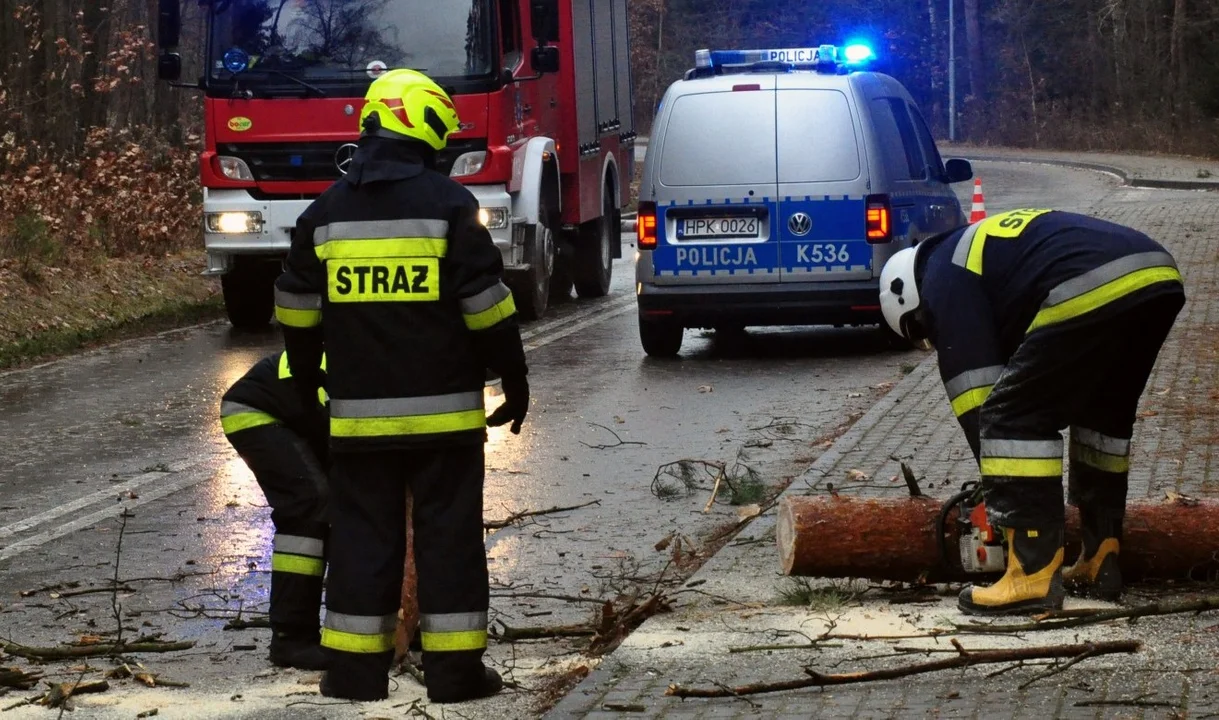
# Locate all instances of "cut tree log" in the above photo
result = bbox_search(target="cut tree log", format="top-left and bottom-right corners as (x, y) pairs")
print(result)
(777, 495), (1219, 582)
(394, 493), (420, 665)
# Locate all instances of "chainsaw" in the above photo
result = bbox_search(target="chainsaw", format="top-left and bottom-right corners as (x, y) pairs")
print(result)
(937, 481), (1006, 574)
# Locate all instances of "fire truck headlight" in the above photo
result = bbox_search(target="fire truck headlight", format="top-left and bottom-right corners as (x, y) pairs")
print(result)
(206, 211), (264, 234)
(217, 156), (255, 182)
(478, 207), (509, 230)
(450, 151), (487, 178)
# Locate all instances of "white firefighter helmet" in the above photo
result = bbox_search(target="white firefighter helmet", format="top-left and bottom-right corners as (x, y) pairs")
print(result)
(879, 245), (925, 343)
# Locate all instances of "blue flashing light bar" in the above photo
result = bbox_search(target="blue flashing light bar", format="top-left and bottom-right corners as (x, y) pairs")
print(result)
(693, 44), (875, 72)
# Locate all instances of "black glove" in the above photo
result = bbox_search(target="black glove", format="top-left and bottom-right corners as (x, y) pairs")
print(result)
(486, 375), (529, 434)
(292, 371), (325, 417)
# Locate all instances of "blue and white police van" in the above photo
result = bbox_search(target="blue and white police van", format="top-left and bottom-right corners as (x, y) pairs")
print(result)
(635, 44), (974, 357)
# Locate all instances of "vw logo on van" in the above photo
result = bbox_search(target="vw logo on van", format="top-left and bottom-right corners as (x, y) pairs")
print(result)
(788, 212), (812, 237)
(334, 143), (359, 174)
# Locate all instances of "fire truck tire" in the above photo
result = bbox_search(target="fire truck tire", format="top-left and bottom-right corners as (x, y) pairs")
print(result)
(510, 196), (555, 321)
(573, 187), (616, 298)
(638, 315), (683, 358)
(221, 261), (276, 331)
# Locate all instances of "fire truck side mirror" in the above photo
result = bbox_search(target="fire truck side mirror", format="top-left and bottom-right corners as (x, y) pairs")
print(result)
(158, 53), (183, 82)
(157, 0), (181, 50)
(530, 0), (560, 45)
(531, 46), (560, 75)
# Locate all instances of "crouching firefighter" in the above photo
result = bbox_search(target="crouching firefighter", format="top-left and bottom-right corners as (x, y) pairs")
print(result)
(220, 351), (330, 669)
(273, 69), (529, 703)
(880, 209), (1185, 615)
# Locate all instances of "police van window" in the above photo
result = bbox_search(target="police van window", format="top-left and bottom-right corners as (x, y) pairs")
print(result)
(884, 97), (927, 180)
(868, 98), (916, 182)
(908, 104), (946, 179)
(659, 91), (777, 187)
(776, 90), (860, 183)
(499, 0), (521, 59)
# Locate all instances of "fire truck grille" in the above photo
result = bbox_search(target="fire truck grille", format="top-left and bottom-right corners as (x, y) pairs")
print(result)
(219, 140), (488, 183)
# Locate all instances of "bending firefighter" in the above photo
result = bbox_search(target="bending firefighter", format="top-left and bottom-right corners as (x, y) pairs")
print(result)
(274, 69), (529, 703)
(220, 351), (330, 669)
(880, 209), (1185, 615)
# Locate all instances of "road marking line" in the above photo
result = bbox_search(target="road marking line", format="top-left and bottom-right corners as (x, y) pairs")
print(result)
(525, 301), (635, 353)
(0, 295), (639, 558)
(0, 450), (226, 540)
(0, 459), (226, 562)
(519, 293), (635, 342)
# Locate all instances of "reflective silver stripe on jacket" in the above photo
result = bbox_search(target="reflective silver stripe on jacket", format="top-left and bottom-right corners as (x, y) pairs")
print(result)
(419, 612), (488, 633)
(460, 282), (513, 315)
(943, 366), (1004, 400)
(980, 438), (1063, 458)
(323, 611), (399, 635)
(1043, 251), (1177, 307)
(329, 392), (484, 419)
(274, 289), (322, 309)
(273, 534), (324, 557)
(950, 222), (984, 268)
(1071, 428), (1130, 456)
(313, 219), (450, 245)
(220, 401), (263, 418)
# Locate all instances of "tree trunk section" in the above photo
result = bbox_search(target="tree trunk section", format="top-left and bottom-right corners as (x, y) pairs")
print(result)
(778, 495), (1219, 582)
(394, 493), (419, 664)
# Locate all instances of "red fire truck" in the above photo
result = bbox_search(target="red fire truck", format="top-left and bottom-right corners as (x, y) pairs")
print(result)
(157, 0), (634, 329)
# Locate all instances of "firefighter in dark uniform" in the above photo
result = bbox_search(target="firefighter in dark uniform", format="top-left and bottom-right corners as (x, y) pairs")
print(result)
(879, 209), (1185, 615)
(220, 351), (330, 669)
(273, 69), (528, 703)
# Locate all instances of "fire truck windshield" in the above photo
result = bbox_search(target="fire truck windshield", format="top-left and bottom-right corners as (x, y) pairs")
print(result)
(207, 0), (496, 85)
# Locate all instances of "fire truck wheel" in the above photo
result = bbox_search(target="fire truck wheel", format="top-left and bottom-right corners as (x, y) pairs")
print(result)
(511, 196), (556, 321)
(573, 187), (616, 298)
(221, 261), (276, 331)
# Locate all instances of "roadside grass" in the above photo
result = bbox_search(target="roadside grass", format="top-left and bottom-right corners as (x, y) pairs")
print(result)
(0, 253), (223, 370)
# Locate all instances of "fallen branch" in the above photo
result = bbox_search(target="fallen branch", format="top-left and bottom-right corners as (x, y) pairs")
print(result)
(728, 642), (843, 653)
(2, 641), (194, 660)
(491, 622), (596, 642)
(1074, 694), (1178, 709)
(55, 586), (135, 599)
(957, 596), (1219, 633)
(40, 679), (109, 708)
(898, 462), (923, 498)
(222, 617), (271, 631)
(580, 423), (647, 450)
(1018, 648), (1095, 689)
(666, 640), (1139, 698)
(483, 500), (601, 530)
(0, 668), (42, 690)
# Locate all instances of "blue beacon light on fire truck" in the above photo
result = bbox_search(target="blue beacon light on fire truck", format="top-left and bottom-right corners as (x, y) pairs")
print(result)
(693, 43), (876, 73)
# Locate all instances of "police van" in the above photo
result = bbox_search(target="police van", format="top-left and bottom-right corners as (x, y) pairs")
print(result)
(635, 44), (974, 357)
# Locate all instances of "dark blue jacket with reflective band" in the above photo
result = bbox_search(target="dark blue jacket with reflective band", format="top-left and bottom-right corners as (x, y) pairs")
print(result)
(917, 209), (1184, 458)
(274, 137), (527, 452)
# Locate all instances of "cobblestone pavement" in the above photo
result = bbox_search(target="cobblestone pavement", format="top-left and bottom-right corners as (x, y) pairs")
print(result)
(548, 157), (1219, 719)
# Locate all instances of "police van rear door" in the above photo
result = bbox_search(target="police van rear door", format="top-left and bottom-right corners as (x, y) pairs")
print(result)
(774, 75), (871, 284)
(651, 77), (780, 286)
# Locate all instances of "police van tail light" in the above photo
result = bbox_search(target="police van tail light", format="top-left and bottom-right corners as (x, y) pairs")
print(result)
(637, 202), (658, 250)
(865, 195), (891, 243)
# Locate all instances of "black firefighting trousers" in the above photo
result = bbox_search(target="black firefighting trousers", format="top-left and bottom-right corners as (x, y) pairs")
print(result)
(226, 425), (330, 629)
(977, 292), (1185, 529)
(321, 446), (488, 700)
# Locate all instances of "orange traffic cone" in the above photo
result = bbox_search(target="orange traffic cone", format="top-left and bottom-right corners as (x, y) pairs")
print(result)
(969, 178), (987, 223)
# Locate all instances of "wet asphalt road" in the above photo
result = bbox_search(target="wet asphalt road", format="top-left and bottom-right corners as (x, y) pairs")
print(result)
(0, 161), (1126, 718)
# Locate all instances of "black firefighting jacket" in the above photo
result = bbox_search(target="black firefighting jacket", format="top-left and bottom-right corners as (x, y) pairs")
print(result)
(917, 209), (1184, 458)
(219, 351), (329, 454)
(273, 136), (527, 452)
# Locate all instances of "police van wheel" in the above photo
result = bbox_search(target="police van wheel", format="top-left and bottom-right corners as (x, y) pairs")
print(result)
(574, 188), (616, 299)
(221, 261), (275, 331)
(639, 315), (683, 358)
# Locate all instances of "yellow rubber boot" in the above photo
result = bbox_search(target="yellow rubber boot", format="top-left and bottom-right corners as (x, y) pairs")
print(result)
(959, 527), (1065, 616)
(1063, 538), (1121, 601)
